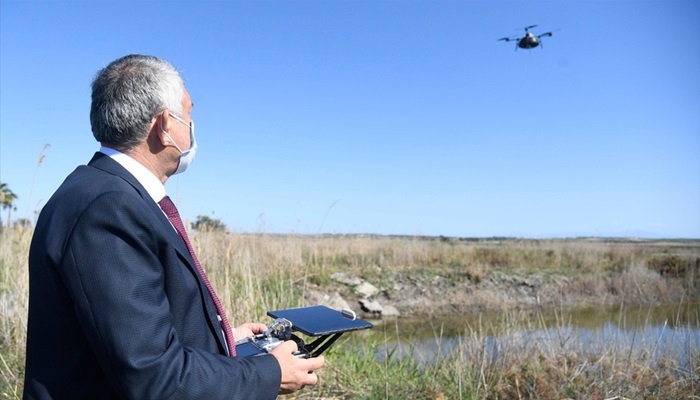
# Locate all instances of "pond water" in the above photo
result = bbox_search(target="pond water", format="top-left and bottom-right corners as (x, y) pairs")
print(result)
(361, 302), (700, 369)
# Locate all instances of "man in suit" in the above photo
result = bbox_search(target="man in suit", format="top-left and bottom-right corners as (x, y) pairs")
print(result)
(24, 54), (324, 399)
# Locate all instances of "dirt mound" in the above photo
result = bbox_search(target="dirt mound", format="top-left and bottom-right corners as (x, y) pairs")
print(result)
(302, 264), (687, 318)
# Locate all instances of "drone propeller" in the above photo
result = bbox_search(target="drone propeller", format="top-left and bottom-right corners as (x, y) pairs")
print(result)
(524, 24), (538, 32)
(498, 37), (520, 51)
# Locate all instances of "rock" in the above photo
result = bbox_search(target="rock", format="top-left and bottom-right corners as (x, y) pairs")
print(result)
(359, 299), (383, 315)
(304, 289), (351, 311)
(330, 272), (363, 287)
(324, 293), (352, 311)
(355, 281), (378, 298)
(381, 305), (400, 317)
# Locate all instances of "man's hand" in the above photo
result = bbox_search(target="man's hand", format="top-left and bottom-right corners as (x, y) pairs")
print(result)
(270, 340), (325, 394)
(233, 322), (268, 340)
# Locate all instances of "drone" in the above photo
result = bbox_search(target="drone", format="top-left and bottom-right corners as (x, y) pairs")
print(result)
(499, 25), (554, 50)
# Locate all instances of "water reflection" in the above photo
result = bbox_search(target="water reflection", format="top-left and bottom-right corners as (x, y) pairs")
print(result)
(365, 302), (700, 369)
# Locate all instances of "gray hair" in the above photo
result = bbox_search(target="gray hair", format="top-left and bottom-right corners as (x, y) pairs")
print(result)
(90, 54), (185, 151)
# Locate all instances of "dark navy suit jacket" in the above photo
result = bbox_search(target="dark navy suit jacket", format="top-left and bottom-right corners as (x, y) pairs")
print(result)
(24, 153), (281, 399)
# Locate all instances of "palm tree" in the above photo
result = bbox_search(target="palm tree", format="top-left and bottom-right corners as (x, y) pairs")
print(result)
(0, 182), (18, 228)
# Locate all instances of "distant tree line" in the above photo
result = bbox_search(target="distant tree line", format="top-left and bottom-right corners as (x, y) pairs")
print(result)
(191, 215), (227, 232)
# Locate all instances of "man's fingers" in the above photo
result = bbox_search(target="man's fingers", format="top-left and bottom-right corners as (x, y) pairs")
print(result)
(308, 355), (324, 370)
(278, 340), (298, 353)
(273, 342), (325, 394)
(304, 371), (318, 386)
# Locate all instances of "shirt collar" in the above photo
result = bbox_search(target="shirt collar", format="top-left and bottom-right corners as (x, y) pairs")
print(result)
(99, 146), (166, 202)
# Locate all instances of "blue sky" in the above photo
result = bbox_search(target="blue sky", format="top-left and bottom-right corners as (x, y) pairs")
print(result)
(1, 0), (699, 238)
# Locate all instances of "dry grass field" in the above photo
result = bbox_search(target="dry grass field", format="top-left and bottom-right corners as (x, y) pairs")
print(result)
(1, 226), (698, 398)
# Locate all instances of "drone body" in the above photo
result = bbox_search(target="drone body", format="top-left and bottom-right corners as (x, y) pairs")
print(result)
(499, 25), (554, 50)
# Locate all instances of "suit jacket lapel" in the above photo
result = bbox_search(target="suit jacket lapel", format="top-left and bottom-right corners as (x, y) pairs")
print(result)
(88, 153), (198, 259)
(86, 152), (229, 353)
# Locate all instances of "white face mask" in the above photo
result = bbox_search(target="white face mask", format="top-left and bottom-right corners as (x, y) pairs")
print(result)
(162, 113), (197, 175)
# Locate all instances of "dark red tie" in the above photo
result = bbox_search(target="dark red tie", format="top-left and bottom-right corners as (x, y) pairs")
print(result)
(158, 196), (236, 356)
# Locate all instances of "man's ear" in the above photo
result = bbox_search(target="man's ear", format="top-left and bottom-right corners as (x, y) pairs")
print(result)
(155, 110), (173, 146)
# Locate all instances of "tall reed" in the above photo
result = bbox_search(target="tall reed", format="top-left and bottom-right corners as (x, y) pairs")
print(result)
(0, 226), (31, 398)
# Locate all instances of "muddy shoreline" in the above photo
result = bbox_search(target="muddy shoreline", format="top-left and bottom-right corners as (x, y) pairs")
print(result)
(303, 261), (697, 319)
